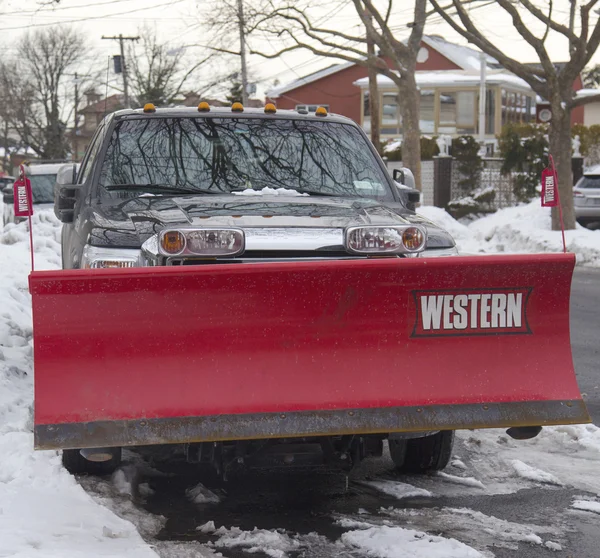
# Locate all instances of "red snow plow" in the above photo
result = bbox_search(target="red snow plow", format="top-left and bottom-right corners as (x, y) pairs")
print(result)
(30, 252), (589, 460)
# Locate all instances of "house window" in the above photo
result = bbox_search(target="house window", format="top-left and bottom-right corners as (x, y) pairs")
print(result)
(420, 90), (435, 134)
(381, 93), (401, 134)
(501, 90), (535, 126)
(295, 104), (330, 113)
(438, 91), (476, 134)
(363, 91), (371, 133)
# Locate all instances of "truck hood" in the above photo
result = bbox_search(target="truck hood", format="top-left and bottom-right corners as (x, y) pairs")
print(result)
(85, 194), (456, 249)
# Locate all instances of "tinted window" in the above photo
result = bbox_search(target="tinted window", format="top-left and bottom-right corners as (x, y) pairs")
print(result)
(98, 118), (392, 200)
(30, 174), (57, 203)
(577, 176), (600, 189)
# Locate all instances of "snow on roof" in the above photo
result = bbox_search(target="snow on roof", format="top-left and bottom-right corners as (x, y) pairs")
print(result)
(421, 35), (499, 71)
(266, 61), (356, 98)
(27, 163), (66, 174)
(575, 88), (600, 98)
(354, 70), (532, 93)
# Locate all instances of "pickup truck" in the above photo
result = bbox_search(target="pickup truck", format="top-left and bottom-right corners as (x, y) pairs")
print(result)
(32, 103), (586, 477)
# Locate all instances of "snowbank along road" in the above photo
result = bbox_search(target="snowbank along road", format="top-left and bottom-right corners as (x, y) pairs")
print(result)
(1, 206), (600, 558)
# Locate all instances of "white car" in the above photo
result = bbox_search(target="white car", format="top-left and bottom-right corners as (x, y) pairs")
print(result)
(574, 166), (600, 227)
(2, 163), (65, 226)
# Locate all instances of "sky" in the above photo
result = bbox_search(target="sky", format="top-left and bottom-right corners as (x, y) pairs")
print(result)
(1, 0), (598, 104)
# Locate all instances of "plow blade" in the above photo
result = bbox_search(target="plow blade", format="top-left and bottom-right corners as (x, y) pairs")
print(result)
(30, 253), (590, 450)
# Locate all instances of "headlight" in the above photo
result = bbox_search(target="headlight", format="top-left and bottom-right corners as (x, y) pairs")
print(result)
(345, 226), (427, 255)
(158, 228), (245, 257)
(81, 245), (144, 268)
(419, 246), (459, 257)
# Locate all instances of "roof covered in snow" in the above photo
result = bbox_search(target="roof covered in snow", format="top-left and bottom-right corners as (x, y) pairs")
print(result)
(354, 70), (533, 93)
(266, 35), (499, 99)
(421, 35), (500, 71)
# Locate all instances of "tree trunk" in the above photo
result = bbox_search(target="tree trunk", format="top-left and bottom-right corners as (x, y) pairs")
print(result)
(368, 66), (380, 153)
(548, 99), (576, 230)
(399, 73), (422, 191)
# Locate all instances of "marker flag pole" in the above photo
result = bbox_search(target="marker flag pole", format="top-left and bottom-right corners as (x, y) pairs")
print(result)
(541, 154), (566, 254)
(13, 164), (35, 271)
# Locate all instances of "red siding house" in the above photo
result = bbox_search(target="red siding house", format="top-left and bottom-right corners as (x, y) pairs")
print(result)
(266, 35), (583, 139)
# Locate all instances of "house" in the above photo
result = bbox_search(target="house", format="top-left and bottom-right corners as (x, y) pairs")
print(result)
(266, 35), (583, 140)
(71, 90), (125, 161)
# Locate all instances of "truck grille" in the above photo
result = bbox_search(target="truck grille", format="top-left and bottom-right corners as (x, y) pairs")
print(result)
(166, 250), (363, 265)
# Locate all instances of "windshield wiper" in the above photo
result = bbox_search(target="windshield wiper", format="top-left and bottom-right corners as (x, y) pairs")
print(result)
(104, 184), (223, 195)
(229, 187), (343, 197)
(294, 189), (345, 197)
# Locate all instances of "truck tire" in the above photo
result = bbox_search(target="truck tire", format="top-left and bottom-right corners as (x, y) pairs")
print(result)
(62, 448), (122, 475)
(389, 431), (454, 474)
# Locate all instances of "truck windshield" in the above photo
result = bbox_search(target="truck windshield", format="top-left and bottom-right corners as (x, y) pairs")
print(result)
(30, 174), (57, 203)
(98, 117), (393, 200)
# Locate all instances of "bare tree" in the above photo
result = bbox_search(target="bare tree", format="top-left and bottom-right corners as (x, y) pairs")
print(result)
(127, 28), (212, 106)
(8, 27), (90, 160)
(430, 0), (600, 230)
(250, 0), (427, 190)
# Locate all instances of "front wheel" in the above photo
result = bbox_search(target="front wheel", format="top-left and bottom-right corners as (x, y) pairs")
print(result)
(389, 431), (454, 474)
(62, 448), (122, 475)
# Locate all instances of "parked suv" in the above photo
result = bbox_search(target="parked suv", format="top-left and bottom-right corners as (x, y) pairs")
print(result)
(2, 163), (65, 226)
(574, 166), (600, 227)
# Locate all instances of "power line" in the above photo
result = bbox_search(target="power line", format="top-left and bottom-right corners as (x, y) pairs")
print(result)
(0, 0), (186, 31)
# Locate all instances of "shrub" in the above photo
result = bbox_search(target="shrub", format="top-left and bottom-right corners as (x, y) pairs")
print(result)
(498, 123), (548, 203)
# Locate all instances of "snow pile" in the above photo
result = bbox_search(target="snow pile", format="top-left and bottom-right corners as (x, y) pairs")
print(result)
(341, 525), (484, 558)
(211, 526), (301, 558)
(232, 187), (309, 197)
(418, 200), (600, 266)
(511, 460), (562, 486)
(360, 480), (433, 500)
(0, 210), (158, 557)
(186, 482), (221, 504)
(571, 499), (600, 514)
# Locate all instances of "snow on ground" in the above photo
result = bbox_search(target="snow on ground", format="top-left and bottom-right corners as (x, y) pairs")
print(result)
(359, 480), (433, 499)
(511, 459), (563, 486)
(454, 426), (600, 496)
(0, 210), (159, 557)
(571, 499), (600, 514)
(379, 506), (562, 554)
(186, 482), (221, 504)
(341, 524), (484, 558)
(210, 526), (302, 558)
(418, 199), (600, 265)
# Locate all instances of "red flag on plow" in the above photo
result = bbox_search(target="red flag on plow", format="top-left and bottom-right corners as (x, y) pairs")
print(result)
(541, 154), (567, 253)
(29, 253), (590, 451)
(13, 164), (35, 270)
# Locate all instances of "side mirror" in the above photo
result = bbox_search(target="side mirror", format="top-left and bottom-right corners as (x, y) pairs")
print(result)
(54, 164), (82, 224)
(2, 185), (13, 206)
(392, 168), (404, 184)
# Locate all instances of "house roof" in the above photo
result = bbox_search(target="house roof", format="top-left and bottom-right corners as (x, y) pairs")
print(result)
(353, 69), (533, 93)
(266, 35), (501, 99)
(421, 35), (500, 71)
(266, 61), (357, 98)
(80, 94), (125, 115)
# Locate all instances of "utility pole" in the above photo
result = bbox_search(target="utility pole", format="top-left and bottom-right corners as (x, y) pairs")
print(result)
(365, 13), (381, 154)
(237, 0), (249, 105)
(478, 50), (487, 155)
(73, 72), (79, 162)
(102, 34), (140, 108)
